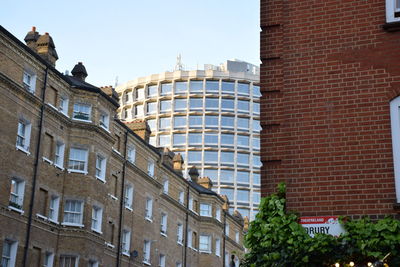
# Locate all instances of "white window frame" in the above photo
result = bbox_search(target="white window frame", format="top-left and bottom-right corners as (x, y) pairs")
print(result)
(67, 147), (89, 174)
(9, 178), (25, 213)
(147, 160), (155, 177)
(145, 197), (153, 222)
(88, 259), (99, 267)
(99, 111), (110, 130)
(178, 191), (184, 205)
(44, 251), (54, 267)
(225, 223), (230, 236)
(72, 103), (92, 122)
(177, 223), (183, 245)
(199, 203), (211, 217)
(23, 69), (36, 93)
(62, 199), (84, 227)
(2, 240), (18, 267)
(124, 184), (134, 210)
(235, 231), (240, 243)
(187, 229), (193, 249)
(390, 96), (400, 202)
(159, 253), (166, 267)
(127, 145), (136, 164)
(215, 207), (221, 222)
(199, 235), (211, 253)
(59, 255), (79, 267)
(188, 196), (194, 211)
(16, 119), (31, 154)
(143, 240), (151, 265)
(59, 96), (69, 116)
(95, 154), (107, 182)
(91, 206), (103, 234)
(122, 229), (131, 256)
(215, 238), (221, 257)
(162, 178), (169, 194)
(54, 141), (65, 169)
(160, 213), (168, 236)
(386, 0), (400, 23)
(48, 195), (60, 223)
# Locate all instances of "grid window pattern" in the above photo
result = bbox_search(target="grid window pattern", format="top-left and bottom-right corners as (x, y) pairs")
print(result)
(63, 200), (83, 225)
(73, 103), (91, 121)
(68, 148), (88, 173)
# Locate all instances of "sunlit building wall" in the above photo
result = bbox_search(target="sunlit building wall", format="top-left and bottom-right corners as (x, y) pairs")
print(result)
(116, 60), (261, 218)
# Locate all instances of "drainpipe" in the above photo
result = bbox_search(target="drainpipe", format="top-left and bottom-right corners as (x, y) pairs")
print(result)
(22, 67), (49, 267)
(116, 130), (128, 267)
(222, 210), (227, 267)
(183, 184), (190, 267)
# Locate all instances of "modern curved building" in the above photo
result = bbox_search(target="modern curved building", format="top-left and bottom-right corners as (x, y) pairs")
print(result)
(116, 60), (261, 219)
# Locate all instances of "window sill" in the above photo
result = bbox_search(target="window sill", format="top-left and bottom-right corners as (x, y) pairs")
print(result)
(92, 229), (103, 235)
(42, 157), (53, 165)
(72, 118), (92, 123)
(142, 260), (151, 266)
(95, 176), (106, 183)
(36, 214), (48, 220)
(145, 217), (153, 223)
(125, 206), (133, 212)
(382, 21), (400, 32)
(108, 194), (118, 201)
(9, 206), (24, 214)
(122, 252), (130, 257)
(16, 146), (30, 155)
(112, 148), (122, 155)
(105, 242), (115, 249)
(48, 218), (59, 224)
(199, 250), (212, 254)
(54, 164), (64, 171)
(160, 232), (167, 237)
(61, 222), (84, 228)
(67, 169), (88, 175)
(177, 241), (183, 246)
(100, 125), (110, 133)
(47, 103), (58, 111)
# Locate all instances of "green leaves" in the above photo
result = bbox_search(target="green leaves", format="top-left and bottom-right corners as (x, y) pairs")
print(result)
(241, 183), (400, 267)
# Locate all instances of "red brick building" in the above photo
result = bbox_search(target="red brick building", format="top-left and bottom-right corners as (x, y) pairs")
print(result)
(260, 0), (400, 218)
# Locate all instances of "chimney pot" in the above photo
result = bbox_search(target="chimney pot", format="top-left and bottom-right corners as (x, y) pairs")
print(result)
(45, 32), (49, 35)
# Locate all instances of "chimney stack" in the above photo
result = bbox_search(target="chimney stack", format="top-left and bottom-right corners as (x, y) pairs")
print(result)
(100, 86), (120, 102)
(24, 26), (39, 51)
(71, 62), (88, 81)
(172, 153), (184, 172)
(125, 120), (151, 143)
(197, 177), (213, 189)
(188, 166), (199, 183)
(36, 31), (58, 66)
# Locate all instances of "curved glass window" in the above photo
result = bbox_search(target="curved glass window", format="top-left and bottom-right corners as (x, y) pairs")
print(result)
(160, 100), (171, 113)
(147, 102), (157, 115)
(205, 98), (219, 111)
(203, 169), (218, 182)
(159, 117), (171, 130)
(237, 100), (250, 113)
(237, 135), (249, 148)
(221, 81), (235, 94)
(220, 170), (234, 183)
(220, 188), (234, 201)
(221, 99), (234, 111)
(237, 190), (250, 203)
(189, 115), (203, 128)
(147, 85), (158, 97)
(147, 119), (156, 132)
(253, 85), (261, 97)
(188, 151), (202, 163)
(136, 88), (145, 100)
(205, 80), (219, 93)
(253, 120), (261, 132)
(174, 98), (187, 112)
(189, 98), (203, 111)
(175, 81), (187, 94)
(253, 155), (262, 168)
(174, 116), (186, 129)
(173, 134), (186, 146)
(188, 133), (202, 146)
(159, 135), (170, 146)
(204, 133), (218, 146)
(237, 171), (250, 184)
(221, 151), (234, 164)
(221, 134), (234, 147)
(221, 116), (234, 129)
(253, 173), (260, 185)
(253, 102), (260, 115)
(252, 137), (260, 150)
(190, 80), (203, 93)
(237, 153), (249, 166)
(205, 116), (218, 129)
(237, 83), (250, 96)
(237, 117), (249, 130)
(204, 151), (218, 164)
(161, 83), (172, 95)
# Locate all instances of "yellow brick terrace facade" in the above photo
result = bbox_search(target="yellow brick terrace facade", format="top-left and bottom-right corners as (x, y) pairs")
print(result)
(0, 26), (245, 267)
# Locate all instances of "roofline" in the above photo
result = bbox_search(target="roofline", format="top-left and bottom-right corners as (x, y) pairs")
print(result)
(0, 25), (119, 108)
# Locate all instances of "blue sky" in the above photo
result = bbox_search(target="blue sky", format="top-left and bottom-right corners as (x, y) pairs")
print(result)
(1, 0), (259, 86)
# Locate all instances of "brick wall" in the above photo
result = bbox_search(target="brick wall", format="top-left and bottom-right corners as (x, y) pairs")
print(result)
(260, 0), (400, 217)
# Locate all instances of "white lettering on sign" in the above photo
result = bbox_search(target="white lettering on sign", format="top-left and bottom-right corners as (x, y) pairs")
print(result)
(299, 216), (345, 237)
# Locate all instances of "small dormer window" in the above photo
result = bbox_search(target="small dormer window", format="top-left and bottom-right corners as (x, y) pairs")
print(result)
(23, 70), (36, 93)
(73, 103), (91, 122)
(99, 111), (110, 130)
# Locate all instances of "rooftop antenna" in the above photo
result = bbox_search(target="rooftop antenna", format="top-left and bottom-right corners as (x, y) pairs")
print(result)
(114, 76), (119, 88)
(175, 54), (183, 71)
